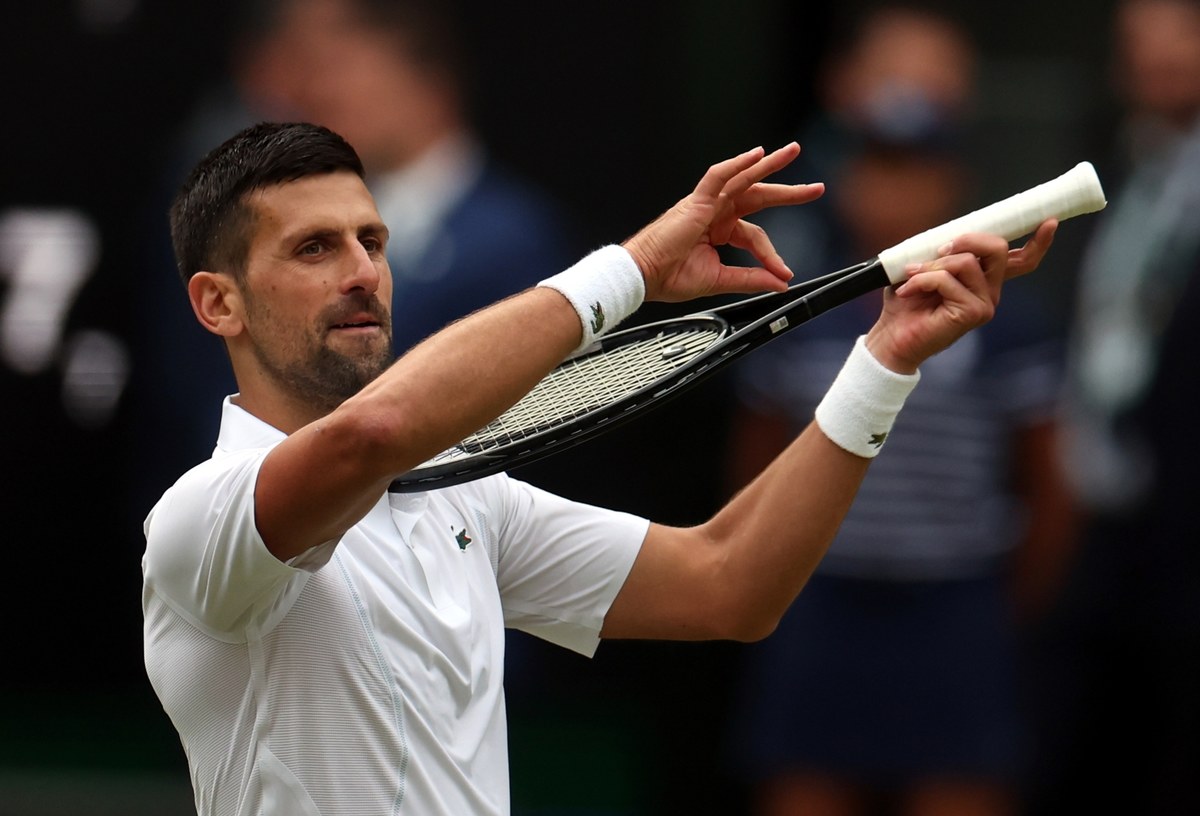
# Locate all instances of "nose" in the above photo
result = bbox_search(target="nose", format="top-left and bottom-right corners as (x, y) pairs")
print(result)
(341, 242), (382, 295)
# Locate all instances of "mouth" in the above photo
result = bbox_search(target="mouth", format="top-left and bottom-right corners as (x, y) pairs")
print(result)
(321, 295), (391, 342)
(329, 313), (383, 333)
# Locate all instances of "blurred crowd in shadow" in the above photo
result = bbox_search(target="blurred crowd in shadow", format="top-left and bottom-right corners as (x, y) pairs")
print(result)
(4, 0), (1197, 813)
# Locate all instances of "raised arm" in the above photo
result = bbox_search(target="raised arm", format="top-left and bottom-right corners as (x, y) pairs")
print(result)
(601, 223), (1058, 641)
(254, 145), (825, 560)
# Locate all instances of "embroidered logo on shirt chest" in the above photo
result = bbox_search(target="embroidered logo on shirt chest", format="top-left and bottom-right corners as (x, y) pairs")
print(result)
(452, 526), (472, 552)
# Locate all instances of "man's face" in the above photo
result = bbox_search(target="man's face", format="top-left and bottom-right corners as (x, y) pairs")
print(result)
(236, 170), (394, 413)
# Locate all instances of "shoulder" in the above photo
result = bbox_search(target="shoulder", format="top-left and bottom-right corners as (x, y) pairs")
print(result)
(143, 447), (271, 563)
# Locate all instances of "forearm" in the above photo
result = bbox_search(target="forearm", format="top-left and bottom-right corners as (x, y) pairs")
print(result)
(348, 244), (645, 472)
(349, 286), (582, 473)
(704, 422), (871, 635)
(710, 335), (924, 633)
(258, 284), (589, 560)
(604, 336), (916, 641)
(603, 422), (868, 642)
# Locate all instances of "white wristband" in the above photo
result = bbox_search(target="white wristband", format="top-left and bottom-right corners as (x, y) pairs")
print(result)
(815, 335), (920, 458)
(538, 245), (646, 353)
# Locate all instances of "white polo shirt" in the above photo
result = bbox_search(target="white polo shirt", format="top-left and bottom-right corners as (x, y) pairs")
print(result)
(142, 399), (648, 816)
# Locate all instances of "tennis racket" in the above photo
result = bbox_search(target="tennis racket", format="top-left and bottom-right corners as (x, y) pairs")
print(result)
(389, 161), (1106, 492)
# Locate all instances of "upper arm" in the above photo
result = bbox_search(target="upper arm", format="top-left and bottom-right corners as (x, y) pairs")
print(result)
(253, 409), (397, 562)
(144, 454), (307, 634)
(600, 522), (735, 641)
(494, 478), (648, 654)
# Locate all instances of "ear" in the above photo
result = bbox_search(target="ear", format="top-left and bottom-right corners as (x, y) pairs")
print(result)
(188, 271), (245, 338)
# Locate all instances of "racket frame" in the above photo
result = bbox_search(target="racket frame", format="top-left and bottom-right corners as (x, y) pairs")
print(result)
(389, 260), (887, 491)
(388, 159), (1107, 492)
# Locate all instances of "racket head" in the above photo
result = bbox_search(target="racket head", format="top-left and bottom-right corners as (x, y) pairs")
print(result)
(391, 314), (733, 490)
(389, 260), (889, 492)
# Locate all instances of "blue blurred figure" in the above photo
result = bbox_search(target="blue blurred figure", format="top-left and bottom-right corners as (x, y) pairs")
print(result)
(247, 0), (578, 352)
(724, 6), (1077, 815)
(1031, 1), (1200, 813)
(130, 0), (578, 519)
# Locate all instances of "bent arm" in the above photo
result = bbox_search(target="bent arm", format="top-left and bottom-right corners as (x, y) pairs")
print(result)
(603, 227), (1058, 641)
(256, 286), (583, 561)
(602, 421), (869, 641)
(255, 145), (822, 561)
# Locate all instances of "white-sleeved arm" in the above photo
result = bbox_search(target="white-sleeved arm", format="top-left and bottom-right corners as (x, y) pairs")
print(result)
(489, 476), (649, 656)
(142, 448), (337, 638)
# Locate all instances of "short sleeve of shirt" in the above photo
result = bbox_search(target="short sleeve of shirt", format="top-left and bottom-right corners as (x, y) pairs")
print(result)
(488, 477), (649, 656)
(142, 447), (334, 639)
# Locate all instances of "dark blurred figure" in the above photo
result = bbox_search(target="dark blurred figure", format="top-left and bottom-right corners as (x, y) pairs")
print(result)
(246, 0), (580, 352)
(125, 4), (596, 810)
(130, 0), (578, 521)
(724, 5), (1077, 816)
(1029, 1), (1200, 813)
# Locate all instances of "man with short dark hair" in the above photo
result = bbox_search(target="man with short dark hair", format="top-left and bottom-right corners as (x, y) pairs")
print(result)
(142, 120), (1054, 815)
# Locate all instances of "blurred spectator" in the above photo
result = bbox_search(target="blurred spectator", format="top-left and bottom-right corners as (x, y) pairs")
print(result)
(1029, 0), (1200, 812)
(124, 3), (592, 809)
(245, 0), (580, 352)
(723, 5), (1077, 815)
(129, 0), (579, 519)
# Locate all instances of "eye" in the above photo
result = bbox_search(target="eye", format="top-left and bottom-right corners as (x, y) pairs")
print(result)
(361, 235), (385, 254)
(299, 241), (326, 257)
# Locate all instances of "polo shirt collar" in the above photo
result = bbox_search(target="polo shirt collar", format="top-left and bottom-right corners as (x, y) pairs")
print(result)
(213, 396), (432, 531)
(215, 396), (285, 453)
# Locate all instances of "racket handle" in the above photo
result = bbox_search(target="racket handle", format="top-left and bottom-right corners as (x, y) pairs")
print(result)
(877, 161), (1107, 282)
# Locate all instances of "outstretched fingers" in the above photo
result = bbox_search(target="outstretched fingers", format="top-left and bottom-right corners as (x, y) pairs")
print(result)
(724, 143), (803, 202)
(695, 143), (802, 203)
(693, 146), (769, 201)
(631, 142), (819, 303)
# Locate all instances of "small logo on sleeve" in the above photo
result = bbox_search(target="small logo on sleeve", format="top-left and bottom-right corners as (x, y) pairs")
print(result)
(589, 302), (605, 334)
(869, 432), (888, 449)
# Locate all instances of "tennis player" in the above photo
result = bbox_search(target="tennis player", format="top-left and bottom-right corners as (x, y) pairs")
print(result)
(141, 121), (1056, 815)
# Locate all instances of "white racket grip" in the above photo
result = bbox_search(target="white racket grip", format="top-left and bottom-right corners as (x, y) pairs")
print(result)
(877, 161), (1107, 283)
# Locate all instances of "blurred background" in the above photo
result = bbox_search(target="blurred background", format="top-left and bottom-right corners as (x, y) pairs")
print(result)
(10, 0), (1197, 814)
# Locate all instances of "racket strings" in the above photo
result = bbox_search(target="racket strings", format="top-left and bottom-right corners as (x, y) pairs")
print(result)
(427, 324), (723, 462)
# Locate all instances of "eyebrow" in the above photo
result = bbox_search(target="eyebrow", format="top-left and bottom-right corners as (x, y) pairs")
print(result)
(362, 222), (390, 243)
(281, 221), (391, 248)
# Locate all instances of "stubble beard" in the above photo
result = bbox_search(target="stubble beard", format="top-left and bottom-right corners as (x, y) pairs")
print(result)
(247, 304), (396, 417)
(240, 282), (396, 415)
(256, 338), (394, 416)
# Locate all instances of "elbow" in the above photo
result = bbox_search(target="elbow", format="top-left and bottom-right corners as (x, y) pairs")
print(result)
(343, 377), (516, 478)
(684, 535), (793, 643)
(742, 615), (782, 643)
(721, 608), (782, 643)
(324, 391), (437, 478)
(702, 577), (787, 643)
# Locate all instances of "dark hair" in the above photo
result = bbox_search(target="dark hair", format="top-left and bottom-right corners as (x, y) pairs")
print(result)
(169, 121), (365, 284)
